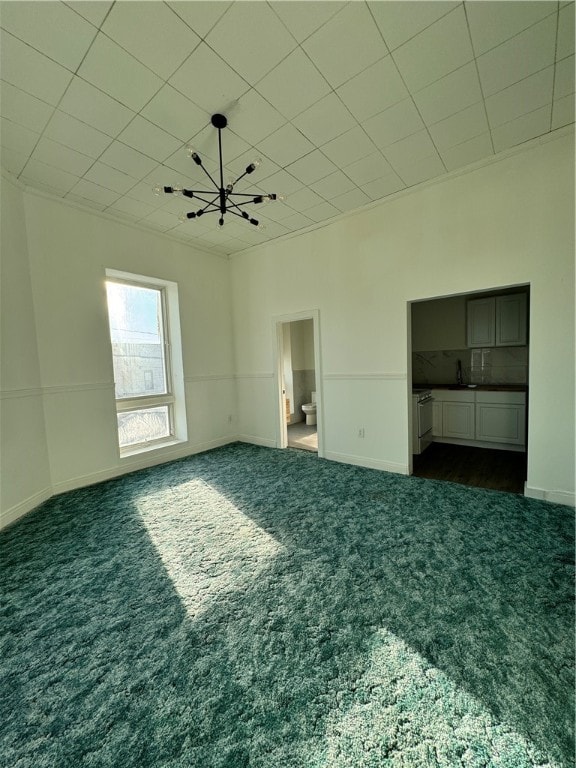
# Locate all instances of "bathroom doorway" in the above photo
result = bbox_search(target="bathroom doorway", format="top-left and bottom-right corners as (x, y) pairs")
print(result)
(273, 310), (323, 456)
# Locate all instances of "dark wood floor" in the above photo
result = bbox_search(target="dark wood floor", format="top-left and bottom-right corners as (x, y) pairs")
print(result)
(412, 442), (527, 494)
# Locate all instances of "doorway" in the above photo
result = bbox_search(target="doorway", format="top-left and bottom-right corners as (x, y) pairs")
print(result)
(408, 285), (530, 494)
(273, 310), (323, 456)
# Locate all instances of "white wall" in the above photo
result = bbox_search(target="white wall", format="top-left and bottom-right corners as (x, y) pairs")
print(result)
(0, 185), (237, 527)
(230, 132), (575, 504)
(0, 177), (51, 526)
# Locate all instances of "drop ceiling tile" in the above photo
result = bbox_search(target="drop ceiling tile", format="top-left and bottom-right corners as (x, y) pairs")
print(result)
(126, 179), (166, 207)
(119, 116), (183, 163)
(281, 212), (315, 231)
(255, 48), (331, 120)
(271, 2), (346, 44)
(169, 42), (250, 115)
(258, 169), (304, 197)
(485, 67), (554, 128)
(107, 196), (156, 220)
(361, 172), (405, 200)
(0, 81), (54, 133)
(302, 3), (388, 89)
(59, 78), (133, 137)
(84, 161), (137, 194)
(364, 98), (425, 149)
(466, 1), (557, 56)
(440, 133), (494, 172)
(254, 200), (295, 223)
(392, 6), (473, 93)
(477, 15), (557, 97)
(368, 1), (458, 51)
(412, 62), (483, 125)
(292, 93), (356, 146)
(32, 137), (94, 176)
(162, 148), (210, 187)
(552, 94), (575, 129)
(0, 117), (39, 155)
(331, 187), (371, 213)
(65, 193), (107, 212)
(336, 55), (409, 123)
(69, 177), (120, 206)
(555, 55), (575, 99)
(311, 170), (356, 200)
(299, 201), (340, 223)
(321, 126), (378, 167)
(141, 86), (209, 143)
(102, 1), (200, 80)
(226, 89), (285, 145)
(394, 152), (446, 187)
(0, 148), (29, 176)
(64, 2), (113, 28)
(383, 129), (438, 168)
(99, 141), (158, 179)
(557, 3), (575, 60)
(428, 103), (489, 151)
(225, 148), (282, 185)
(0, 30), (73, 106)
(166, 2), (231, 39)
(284, 187), (324, 213)
(343, 152), (395, 186)
(258, 123), (315, 167)
(21, 158), (80, 193)
(44, 110), (112, 159)
(0, 1), (97, 71)
(78, 33), (163, 112)
(285, 150), (337, 186)
(142, 209), (180, 230)
(205, 2), (297, 83)
(491, 105), (552, 152)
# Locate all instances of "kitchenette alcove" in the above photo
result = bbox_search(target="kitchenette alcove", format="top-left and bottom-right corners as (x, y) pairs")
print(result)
(409, 286), (529, 494)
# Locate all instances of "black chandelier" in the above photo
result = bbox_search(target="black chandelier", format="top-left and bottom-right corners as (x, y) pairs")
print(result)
(154, 113), (284, 229)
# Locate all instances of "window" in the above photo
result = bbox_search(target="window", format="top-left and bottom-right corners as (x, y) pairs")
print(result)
(105, 271), (187, 454)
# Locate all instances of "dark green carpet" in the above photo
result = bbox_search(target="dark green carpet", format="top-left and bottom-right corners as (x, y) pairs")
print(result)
(1, 443), (573, 767)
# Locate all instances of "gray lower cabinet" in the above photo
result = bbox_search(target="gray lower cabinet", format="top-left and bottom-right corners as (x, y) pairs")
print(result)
(443, 402), (475, 440)
(475, 392), (526, 445)
(431, 389), (526, 448)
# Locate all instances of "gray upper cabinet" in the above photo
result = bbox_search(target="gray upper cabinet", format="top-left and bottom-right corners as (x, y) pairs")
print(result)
(467, 293), (527, 347)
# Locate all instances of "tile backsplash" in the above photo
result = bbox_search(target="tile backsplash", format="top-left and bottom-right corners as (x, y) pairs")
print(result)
(413, 347), (528, 386)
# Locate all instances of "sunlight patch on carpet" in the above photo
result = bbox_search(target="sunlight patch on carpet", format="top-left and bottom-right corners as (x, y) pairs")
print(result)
(316, 628), (562, 768)
(136, 478), (283, 618)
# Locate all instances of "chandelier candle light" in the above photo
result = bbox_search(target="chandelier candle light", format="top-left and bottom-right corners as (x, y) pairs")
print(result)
(154, 114), (285, 230)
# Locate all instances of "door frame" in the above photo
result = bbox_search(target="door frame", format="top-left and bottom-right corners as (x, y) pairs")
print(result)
(272, 309), (324, 456)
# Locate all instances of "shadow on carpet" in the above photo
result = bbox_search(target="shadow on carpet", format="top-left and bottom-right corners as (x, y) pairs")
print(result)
(1, 443), (573, 767)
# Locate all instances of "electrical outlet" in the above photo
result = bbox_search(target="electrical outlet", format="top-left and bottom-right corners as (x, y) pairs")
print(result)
(358, 428), (365, 438)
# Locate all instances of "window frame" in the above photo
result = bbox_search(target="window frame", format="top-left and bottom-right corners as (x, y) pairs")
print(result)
(105, 270), (187, 456)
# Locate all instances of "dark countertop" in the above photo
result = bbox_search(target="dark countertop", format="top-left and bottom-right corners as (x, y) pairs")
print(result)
(413, 383), (528, 392)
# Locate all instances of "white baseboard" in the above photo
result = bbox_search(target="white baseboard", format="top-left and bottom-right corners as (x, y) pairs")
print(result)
(324, 451), (409, 475)
(524, 484), (575, 508)
(0, 487), (53, 531)
(0, 439), (239, 530)
(51, 437), (238, 495)
(237, 435), (277, 449)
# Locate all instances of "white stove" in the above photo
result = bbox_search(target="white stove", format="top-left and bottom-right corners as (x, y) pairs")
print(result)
(412, 388), (433, 454)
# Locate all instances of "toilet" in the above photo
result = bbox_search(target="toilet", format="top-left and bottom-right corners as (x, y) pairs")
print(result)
(301, 392), (317, 426)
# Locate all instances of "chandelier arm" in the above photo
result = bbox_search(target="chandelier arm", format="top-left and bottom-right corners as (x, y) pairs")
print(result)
(197, 161), (220, 191)
(190, 193), (222, 208)
(226, 207), (253, 221)
(226, 199), (252, 216)
(199, 194), (221, 213)
(228, 192), (268, 198)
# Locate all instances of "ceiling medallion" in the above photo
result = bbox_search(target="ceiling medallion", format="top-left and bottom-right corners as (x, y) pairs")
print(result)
(154, 113), (285, 230)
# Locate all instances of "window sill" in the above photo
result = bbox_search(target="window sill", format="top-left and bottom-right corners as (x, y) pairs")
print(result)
(120, 438), (187, 459)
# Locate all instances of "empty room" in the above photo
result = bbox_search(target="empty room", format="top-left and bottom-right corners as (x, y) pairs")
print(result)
(1, 1), (574, 766)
